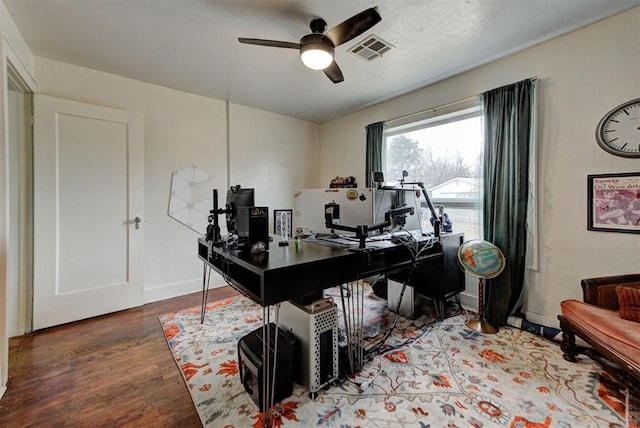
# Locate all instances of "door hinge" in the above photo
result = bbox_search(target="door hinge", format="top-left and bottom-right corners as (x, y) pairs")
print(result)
(29, 113), (34, 126)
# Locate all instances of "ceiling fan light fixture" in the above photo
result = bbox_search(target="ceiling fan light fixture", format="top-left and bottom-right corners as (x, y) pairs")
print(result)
(238, 7), (381, 82)
(301, 48), (333, 70)
(300, 34), (334, 70)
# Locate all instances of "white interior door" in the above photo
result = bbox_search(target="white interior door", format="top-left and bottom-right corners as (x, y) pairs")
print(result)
(33, 94), (144, 329)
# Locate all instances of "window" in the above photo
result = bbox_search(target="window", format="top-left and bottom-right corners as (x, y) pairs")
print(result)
(383, 101), (483, 240)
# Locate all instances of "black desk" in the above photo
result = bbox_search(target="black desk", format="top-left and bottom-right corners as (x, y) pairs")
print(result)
(198, 232), (462, 307)
(198, 232), (463, 415)
(199, 237), (358, 306)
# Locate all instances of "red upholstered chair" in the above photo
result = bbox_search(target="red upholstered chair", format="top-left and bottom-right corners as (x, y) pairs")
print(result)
(558, 274), (640, 394)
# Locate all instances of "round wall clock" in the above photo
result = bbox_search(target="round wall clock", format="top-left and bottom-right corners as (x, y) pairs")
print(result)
(595, 98), (640, 158)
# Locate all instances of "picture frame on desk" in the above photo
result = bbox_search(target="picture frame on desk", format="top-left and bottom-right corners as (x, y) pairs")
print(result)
(273, 209), (293, 238)
(587, 172), (640, 234)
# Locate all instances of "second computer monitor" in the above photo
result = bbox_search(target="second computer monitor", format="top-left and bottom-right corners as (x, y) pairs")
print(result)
(226, 185), (255, 235)
(373, 187), (423, 232)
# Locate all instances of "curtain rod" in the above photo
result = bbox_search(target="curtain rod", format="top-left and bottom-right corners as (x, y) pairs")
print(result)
(384, 76), (537, 125)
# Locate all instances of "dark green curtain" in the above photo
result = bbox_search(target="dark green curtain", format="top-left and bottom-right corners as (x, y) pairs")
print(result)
(365, 122), (385, 187)
(482, 78), (534, 326)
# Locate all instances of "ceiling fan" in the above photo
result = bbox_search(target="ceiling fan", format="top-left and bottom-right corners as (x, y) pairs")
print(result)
(238, 7), (382, 84)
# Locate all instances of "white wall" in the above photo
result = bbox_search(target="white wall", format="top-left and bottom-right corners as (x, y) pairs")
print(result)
(32, 57), (320, 305)
(229, 103), (321, 210)
(320, 7), (640, 327)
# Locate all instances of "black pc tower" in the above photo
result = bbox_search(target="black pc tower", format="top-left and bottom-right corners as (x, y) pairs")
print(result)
(237, 323), (295, 411)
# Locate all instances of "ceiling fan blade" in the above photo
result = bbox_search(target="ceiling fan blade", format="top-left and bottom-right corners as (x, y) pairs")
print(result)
(238, 38), (301, 49)
(323, 61), (344, 84)
(325, 7), (382, 47)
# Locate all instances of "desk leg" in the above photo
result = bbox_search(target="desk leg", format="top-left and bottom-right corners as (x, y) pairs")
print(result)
(261, 307), (270, 426)
(339, 281), (365, 375)
(339, 284), (354, 374)
(358, 282), (364, 370)
(355, 282), (364, 372)
(261, 305), (281, 428)
(200, 262), (211, 324)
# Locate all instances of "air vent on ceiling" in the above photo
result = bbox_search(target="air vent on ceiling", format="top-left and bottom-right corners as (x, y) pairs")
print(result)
(348, 35), (394, 62)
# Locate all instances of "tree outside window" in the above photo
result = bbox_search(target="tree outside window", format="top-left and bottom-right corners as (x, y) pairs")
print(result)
(384, 112), (483, 240)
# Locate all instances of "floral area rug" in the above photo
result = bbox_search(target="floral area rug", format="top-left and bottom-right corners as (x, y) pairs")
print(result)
(159, 288), (638, 427)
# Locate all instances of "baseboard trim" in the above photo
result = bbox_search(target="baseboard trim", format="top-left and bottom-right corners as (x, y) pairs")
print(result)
(144, 274), (227, 304)
(525, 311), (560, 329)
(459, 291), (478, 312)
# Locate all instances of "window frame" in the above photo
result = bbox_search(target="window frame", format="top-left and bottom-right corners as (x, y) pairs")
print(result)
(382, 99), (484, 241)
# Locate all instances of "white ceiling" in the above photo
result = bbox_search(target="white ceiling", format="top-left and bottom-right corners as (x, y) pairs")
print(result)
(4, 0), (638, 123)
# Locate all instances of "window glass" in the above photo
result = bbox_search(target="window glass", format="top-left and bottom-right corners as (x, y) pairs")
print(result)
(384, 107), (483, 240)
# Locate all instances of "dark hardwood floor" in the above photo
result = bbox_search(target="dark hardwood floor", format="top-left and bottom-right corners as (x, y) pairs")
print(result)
(0, 286), (239, 427)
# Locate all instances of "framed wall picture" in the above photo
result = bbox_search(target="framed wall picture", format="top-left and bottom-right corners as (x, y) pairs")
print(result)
(588, 172), (640, 234)
(273, 209), (293, 238)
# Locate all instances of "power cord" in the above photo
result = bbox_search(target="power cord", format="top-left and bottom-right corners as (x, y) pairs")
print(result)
(357, 317), (443, 391)
(220, 235), (238, 286)
(327, 227), (457, 391)
(338, 289), (468, 392)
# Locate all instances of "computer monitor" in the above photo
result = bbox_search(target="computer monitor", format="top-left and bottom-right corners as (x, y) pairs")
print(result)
(226, 185), (255, 235)
(373, 187), (423, 232)
(293, 188), (374, 236)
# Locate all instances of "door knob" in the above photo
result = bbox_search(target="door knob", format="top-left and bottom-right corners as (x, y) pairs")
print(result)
(133, 217), (142, 229)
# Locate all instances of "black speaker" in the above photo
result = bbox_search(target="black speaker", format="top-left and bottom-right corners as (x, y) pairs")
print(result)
(236, 206), (269, 253)
(237, 323), (295, 411)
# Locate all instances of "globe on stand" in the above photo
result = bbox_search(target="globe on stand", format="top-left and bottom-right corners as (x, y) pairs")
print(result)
(457, 239), (506, 334)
